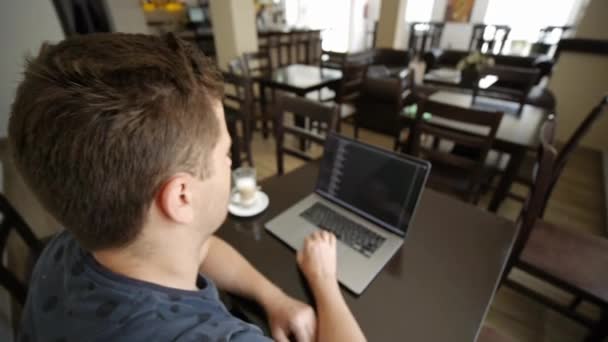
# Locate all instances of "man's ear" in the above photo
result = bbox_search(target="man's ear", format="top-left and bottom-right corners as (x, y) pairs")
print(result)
(156, 173), (196, 224)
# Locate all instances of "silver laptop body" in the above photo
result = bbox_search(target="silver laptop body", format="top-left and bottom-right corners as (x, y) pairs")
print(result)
(266, 133), (430, 295)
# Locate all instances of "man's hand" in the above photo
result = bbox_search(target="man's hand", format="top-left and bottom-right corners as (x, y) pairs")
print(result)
(265, 293), (316, 342)
(297, 231), (338, 292)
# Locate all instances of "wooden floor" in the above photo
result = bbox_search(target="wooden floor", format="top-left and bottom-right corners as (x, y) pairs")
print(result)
(246, 122), (606, 342)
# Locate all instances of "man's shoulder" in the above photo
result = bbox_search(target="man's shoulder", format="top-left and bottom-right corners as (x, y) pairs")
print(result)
(22, 231), (271, 341)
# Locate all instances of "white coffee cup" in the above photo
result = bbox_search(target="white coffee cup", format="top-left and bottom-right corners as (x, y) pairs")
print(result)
(233, 167), (257, 207)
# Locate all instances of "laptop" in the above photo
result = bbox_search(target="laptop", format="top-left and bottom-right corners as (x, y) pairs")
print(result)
(265, 133), (431, 295)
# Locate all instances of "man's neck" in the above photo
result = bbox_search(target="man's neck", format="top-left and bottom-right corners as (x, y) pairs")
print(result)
(92, 236), (205, 291)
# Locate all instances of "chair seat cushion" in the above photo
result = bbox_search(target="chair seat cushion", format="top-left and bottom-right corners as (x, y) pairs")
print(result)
(520, 220), (608, 302)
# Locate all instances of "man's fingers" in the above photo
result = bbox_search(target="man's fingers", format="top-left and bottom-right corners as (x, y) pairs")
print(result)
(291, 322), (312, 342)
(271, 326), (290, 342)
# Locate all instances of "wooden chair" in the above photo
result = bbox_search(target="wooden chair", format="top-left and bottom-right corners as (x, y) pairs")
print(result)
(293, 30), (310, 64)
(499, 117), (608, 342)
(223, 71), (254, 168)
(354, 70), (413, 141)
(474, 65), (541, 115)
(499, 96), (608, 213)
(324, 63), (369, 133)
(469, 24), (511, 54)
(242, 50), (273, 77)
(228, 56), (247, 76)
(307, 31), (323, 65)
(242, 50), (275, 137)
(273, 95), (338, 175)
(0, 193), (44, 306)
(406, 100), (503, 203)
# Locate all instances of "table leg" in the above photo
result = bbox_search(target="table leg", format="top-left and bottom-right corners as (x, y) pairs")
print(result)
(296, 92), (308, 151)
(488, 146), (526, 212)
(260, 82), (269, 139)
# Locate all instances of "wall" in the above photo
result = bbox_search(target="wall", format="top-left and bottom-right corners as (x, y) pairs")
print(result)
(549, 0), (608, 149)
(209, 0), (258, 70)
(376, 0), (408, 49)
(104, 0), (150, 34)
(0, 0), (64, 334)
(433, 0), (489, 50)
(0, 0), (64, 138)
(348, 0), (369, 52)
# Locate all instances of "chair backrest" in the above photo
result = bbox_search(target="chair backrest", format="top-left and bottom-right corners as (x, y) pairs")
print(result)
(276, 32), (293, 67)
(293, 30), (310, 64)
(228, 57), (247, 76)
(408, 100), (503, 197)
(469, 24), (511, 54)
(222, 71), (254, 139)
(542, 96), (608, 214)
(273, 95), (338, 175)
(0, 193), (44, 306)
(320, 50), (347, 70)
(507, 118), (557, 270)
(308, 30), (323, 65)
(243, 51), (273, 78)
(335, 63), (368, 104)
(355, 70), (413, 136)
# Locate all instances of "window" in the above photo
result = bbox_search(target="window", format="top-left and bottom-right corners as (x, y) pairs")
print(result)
(284, 0), (352, 52)
(405, 0), (435, 23)
(484, 0), (583, 48)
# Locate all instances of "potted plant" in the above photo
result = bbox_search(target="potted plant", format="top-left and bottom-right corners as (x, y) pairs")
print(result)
(456, 52), (495, 87)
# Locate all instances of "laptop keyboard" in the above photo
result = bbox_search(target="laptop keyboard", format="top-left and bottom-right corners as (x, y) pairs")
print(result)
(300, 203), (386, 257)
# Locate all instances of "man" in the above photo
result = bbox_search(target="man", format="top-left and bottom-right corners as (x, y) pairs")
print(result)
(9, 33), (365, 341)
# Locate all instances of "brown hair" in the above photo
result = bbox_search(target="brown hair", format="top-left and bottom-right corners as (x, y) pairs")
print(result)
(8, 33), (224, 251)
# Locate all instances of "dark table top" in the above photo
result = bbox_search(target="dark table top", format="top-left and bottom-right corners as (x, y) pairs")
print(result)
(428, 91), (548, 148)
(256, 64), (342, 94)
(217, 161), (517, 341)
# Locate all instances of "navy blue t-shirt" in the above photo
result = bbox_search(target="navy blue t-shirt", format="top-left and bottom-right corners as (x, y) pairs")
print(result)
(19, 231), (272, 341)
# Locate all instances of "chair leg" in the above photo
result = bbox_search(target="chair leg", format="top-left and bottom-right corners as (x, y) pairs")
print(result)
(353, 123), (359, 140)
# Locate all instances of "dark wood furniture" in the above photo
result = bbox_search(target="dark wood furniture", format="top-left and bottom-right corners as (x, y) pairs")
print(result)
(354, 70), (413, 140)
(223, 72), (254, 168)
(408, 22), (444, 58)
(424, 90), (548, 212)
(216, 161), (517, 341)
(530, 26), (574, 56)
(469, 24), (511, 54)
(406, 100), (503, 203)
(273, 95), (338, 175)
(242, 51), (273, 77)
(0, 193), (44, 306)
(502, 97), (608, 211)
(474, 65), (541, 115)
(256, 64), (342, 139)
(329, 63), (368, 132)
(500, 117), (608, 342)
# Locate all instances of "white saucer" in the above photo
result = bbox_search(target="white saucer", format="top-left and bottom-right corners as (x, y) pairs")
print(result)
(228, 190), (269, 217)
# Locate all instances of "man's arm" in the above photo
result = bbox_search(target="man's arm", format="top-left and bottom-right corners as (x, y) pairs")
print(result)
(200, 236), (316, 342)
(297, 231), (367, 342)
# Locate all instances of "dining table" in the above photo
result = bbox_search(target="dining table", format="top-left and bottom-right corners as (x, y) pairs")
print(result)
(421, 90), (549, 212)
(254, 64), (342, 139)
(217, 161), (517, 341)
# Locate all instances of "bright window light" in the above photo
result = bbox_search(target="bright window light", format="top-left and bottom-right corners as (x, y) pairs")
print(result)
(284, 0), (352, 52)
(484, 0), (579, 42)
(405, 0), (436, 22)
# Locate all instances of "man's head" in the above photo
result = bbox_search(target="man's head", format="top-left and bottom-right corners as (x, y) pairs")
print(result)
(9, 33), (232, 252)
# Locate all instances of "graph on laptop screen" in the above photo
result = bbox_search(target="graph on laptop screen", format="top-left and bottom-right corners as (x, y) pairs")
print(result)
(316, 135), (429, 236)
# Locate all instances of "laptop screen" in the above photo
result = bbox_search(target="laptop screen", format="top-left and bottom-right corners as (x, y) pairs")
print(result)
(316, 134), (430, 237)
